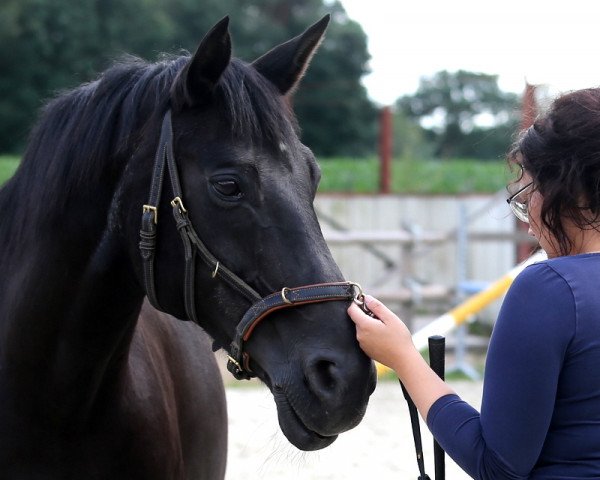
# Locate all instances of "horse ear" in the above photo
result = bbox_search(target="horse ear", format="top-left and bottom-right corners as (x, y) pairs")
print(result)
(252, 14), (330, 96)
(171, 16), (232, 109)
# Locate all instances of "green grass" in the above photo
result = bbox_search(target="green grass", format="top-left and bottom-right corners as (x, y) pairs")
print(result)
(0, 155), (510, 194)
(318, 157), (510, 194)
(0, 155), (19, 186)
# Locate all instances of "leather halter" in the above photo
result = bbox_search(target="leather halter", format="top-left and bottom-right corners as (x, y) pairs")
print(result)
(139, 110), (359, 380)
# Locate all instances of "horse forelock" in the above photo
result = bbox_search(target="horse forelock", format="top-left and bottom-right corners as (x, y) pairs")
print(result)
(213, 58), (299, 146)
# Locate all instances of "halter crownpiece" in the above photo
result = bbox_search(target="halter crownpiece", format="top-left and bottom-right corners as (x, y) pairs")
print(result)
(139, 110), (365, 380)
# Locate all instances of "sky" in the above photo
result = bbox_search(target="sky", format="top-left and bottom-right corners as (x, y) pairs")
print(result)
(338, 0), (600, 106)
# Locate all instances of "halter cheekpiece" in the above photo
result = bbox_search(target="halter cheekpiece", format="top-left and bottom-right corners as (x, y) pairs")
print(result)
(139, 110), (362, 380)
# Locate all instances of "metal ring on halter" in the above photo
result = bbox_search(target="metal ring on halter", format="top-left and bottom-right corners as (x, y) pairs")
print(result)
(211, 261), (220, 278)
(350, 282), (377, 317)
(281, 287), (292, 304)
(349, 282), (365, 306)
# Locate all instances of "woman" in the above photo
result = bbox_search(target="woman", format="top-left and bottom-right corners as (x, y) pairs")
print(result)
(349, 88), (600, 478)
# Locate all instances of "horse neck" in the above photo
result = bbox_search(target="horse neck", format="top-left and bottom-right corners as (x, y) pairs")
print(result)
(0, 151), (144, 424)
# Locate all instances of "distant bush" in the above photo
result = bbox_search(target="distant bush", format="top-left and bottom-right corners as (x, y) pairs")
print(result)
(317, 157), (511, 194)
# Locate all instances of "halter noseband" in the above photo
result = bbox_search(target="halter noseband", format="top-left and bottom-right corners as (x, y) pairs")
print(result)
(139, 110), (361, 380)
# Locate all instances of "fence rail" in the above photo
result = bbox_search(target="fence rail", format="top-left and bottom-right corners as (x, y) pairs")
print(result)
(324, 230), (538, 245)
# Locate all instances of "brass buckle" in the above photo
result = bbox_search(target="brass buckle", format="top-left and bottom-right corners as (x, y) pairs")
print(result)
(227, 355), (243, 372)
(171, 196), (187, 213)
(281, 287), (293, 304)
(142, 204), (158, 224)
(211, 261), (220, 279)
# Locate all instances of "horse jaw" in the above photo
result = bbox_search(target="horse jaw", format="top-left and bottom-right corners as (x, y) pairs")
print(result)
(272, 390), (339, 451)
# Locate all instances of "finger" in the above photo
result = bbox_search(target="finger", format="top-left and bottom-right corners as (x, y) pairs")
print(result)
(347, 302), (366, 324)
(347, 302), (380, 327)
(363, 295), (396, 322)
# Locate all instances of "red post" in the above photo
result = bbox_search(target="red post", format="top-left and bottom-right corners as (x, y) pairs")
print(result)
(379, 106), (393, 194)
(517, 83), (537, 262)
(520, 83), (537, 131)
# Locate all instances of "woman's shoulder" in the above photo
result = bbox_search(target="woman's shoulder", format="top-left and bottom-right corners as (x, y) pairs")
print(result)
(508, 253), (600, 318)
(516, 258), (567, 285)
(508, 258), (576, 308)
(500, 257), (578, 341)
(524, 253), (600, 287)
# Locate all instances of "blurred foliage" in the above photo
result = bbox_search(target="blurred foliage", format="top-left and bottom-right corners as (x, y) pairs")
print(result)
(0, 0), (376, 156)
(317, 157), (508, 194)
(0, 1), (523, 161)
(392, 109), (435, 160)
(0, 156), (19, 186)
(397, 70), (521, 160)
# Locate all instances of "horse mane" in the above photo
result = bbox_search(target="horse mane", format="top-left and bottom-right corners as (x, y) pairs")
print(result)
(0, 53), (296, 247)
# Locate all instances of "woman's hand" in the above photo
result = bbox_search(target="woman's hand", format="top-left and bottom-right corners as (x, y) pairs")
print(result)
(347, 295), (415, 373)
(348, 295), (455, 419)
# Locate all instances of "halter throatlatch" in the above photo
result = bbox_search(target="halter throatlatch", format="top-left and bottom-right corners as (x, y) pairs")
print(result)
(139, 110), (360, 380)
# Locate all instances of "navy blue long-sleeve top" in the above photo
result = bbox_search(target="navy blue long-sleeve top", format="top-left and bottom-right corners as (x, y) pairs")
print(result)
(426, 253), (600, 479)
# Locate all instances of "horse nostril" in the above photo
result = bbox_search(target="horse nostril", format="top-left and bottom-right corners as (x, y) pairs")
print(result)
(305, 358), (339, 398)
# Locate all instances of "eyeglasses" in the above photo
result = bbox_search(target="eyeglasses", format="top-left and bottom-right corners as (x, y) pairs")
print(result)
(506, 181), (533, 223)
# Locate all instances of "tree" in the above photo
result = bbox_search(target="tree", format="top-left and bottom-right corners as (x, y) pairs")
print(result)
(392, 108), (434, 159)
(172, 0), (378, 156)
(293, 13), (378, 156)
(0, 0), (173, 152)
(0, 0), (377, 157)
(397, 70), (520, 159)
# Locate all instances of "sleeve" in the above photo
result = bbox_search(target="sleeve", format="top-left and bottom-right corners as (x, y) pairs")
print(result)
(426, 263), (575, 479)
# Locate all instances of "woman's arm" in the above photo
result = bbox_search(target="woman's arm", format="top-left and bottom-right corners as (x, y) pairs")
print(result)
(348, 263), (575, 479)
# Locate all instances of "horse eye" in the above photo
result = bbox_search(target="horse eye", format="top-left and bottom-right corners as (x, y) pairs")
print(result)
(212, 179), (242, 199)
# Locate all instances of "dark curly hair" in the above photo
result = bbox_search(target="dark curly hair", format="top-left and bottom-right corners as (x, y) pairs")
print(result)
(509, 88), (600, 255)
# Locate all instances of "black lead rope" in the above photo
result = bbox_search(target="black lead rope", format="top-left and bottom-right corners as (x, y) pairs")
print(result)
(401, 336), (447, 480)
(355, 296), (431, 480)
(400, 382), (430, 480)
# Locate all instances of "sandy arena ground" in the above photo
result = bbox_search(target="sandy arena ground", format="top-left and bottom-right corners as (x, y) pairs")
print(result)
(225, 378), (483, 479)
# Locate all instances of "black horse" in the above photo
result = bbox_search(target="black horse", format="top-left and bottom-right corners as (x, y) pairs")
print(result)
(0, 16), (376, 479)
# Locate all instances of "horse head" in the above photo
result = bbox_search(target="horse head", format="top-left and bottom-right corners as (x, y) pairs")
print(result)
(122, 16), (376, 451)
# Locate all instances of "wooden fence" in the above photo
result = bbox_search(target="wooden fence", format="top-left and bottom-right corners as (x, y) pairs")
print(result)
(315, 193), (538, 322)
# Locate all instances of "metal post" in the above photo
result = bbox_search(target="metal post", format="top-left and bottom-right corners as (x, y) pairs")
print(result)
(448, 202), (479, 380)
(429, 335), (446, 480)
